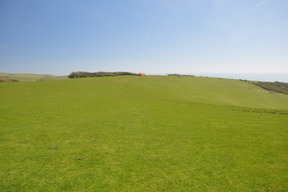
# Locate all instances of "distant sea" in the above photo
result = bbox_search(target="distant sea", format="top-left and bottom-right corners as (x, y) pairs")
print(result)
(151, 73), (288, 83)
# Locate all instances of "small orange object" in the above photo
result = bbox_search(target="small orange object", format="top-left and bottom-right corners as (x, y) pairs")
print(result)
(137, 72), (145, 76)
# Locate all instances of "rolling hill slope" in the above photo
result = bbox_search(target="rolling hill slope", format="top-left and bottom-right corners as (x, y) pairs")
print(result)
(0, 76), (287, 191)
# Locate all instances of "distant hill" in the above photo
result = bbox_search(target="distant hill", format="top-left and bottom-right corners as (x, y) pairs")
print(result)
(0, 73), (67, 82)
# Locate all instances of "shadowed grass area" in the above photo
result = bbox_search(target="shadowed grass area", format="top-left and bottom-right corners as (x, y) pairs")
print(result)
(0, 76), (288, 191)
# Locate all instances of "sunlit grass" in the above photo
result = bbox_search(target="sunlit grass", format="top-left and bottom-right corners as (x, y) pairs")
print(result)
(1, 76), (288, 191)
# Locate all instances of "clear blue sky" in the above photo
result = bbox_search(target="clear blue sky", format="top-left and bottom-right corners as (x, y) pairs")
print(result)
(0, 0), (287, 76)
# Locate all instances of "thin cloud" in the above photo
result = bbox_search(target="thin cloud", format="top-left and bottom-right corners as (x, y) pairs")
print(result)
(210, 0), (269, 29)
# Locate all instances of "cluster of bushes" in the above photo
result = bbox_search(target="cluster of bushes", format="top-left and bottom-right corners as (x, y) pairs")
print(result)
(251, 81), (288, 95)
(68, 71), (137, 78)
(0, 78), (19, 82)
(167, 74), (195, 77)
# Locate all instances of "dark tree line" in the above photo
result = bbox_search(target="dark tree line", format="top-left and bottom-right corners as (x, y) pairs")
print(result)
(250, 81), (288, 95)
(68, 71), (137, 78)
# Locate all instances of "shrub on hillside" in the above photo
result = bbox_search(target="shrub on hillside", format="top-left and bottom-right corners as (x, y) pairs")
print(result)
(167, 74), (195, 77)
(0, 78), (19, 82)
(251, 81), (288, 95)
(68, 71), (137, 78)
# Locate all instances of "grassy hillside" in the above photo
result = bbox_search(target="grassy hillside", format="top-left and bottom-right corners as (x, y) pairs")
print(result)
(0, 73), (67, 82)
(0, 76), (288, 191)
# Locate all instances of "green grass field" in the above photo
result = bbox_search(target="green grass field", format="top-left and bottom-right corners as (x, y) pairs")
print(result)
(1, 76), (288, 191)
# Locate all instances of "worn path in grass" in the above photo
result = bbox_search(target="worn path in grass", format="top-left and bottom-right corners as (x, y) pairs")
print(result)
(0, 76), (288, 191)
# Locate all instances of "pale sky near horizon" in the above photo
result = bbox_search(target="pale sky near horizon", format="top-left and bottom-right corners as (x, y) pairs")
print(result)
(0, 0), (288, 75)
